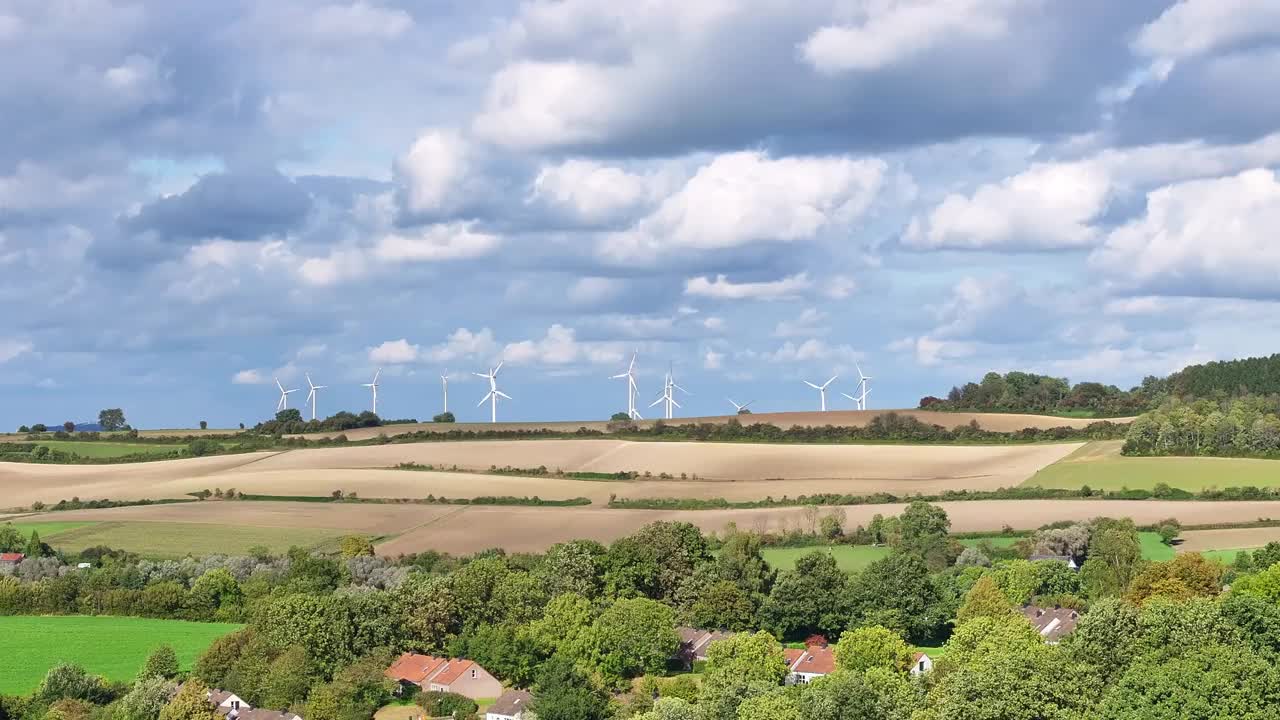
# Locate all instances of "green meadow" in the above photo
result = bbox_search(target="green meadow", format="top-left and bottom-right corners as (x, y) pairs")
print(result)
(0, 616), (241, 694)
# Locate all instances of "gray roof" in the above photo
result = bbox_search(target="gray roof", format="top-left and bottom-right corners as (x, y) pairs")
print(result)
(487, 689), (533, 717)
(1023, 606), (1080, 642)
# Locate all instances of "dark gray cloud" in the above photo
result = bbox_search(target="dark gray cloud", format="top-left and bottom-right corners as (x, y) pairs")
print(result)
(124, 169), (312, 242)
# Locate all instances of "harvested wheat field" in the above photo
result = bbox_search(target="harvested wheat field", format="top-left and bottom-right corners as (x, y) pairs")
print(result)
(0, 440), (1084, 509)
(303, 410), (1127, 441)
(229, 439), (1083, 485)
(375, 499), (1280, 555)
(1177, 527), (1280, 553)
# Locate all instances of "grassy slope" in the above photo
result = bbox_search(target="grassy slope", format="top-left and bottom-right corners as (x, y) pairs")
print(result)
(47, 521), (341, 558)
(1024, 441), (1280, 491)
(3, 520), (96, 538)
(758, 545), (891, 572)
(0, 616), (241, 694)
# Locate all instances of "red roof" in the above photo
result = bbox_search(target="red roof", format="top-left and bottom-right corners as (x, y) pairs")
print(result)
(385, 653), (447, 684)
(788, 644), (837, 675)
(0, 553), (23, 563)
(431, 659), (478, 686)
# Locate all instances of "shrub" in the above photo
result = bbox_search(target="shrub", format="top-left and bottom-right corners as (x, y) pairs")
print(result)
(433, 412), (456, 423)
(418, 691), (477, 720)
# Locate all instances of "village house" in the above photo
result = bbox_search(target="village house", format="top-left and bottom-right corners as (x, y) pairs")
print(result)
(911, 652), (933, 676)
(0, 552), (24, 567)
(1029, 554), (1080, 571)
(1023, 605), (1080, 644)
(233, 710), (301, 720)
(208, 688), (249, 715)
(484, 689), (533, 720)
(675, 627), (735, 667)
(385, 652), (504, 701)
(784, 642), (837, 685)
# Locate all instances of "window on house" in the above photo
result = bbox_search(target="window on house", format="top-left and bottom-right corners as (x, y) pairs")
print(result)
(470, 669), (477, 678)
(919, 661), (925, 672)
(232, 701), (240, 710)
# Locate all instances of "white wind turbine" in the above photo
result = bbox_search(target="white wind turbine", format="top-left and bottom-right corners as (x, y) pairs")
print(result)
(305, 373), (327, 421)
(611, 351), (642, 420)
(440, 370), (449, 414)
(804, 375), (838, 412)
(650, 364), (690, 420)
(855, 362), (872, 410)
(727, 398), (755, 414)
(474, 362), (510, 423)
(362, 369), (381, 415)
(275, 378), (299, 412)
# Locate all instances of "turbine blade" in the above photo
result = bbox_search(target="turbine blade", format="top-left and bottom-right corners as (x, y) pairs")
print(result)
(494, 361), (504, 375)
(474, 372), (489, 378)
(672, 383), (690, 394)
(841, 393), (856, 400)
(649, 396), (664, 408)
(477, 392), (493, 407)
(671, 398), (681, 409)
(824, 375), (838, 387)
(804, 381), (820, 389)
(611, 373), (628, 379)
(495, 390), (512, 400)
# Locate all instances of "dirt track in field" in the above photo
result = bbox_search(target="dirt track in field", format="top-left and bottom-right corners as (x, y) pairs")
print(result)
(299, 410), (1128, 441)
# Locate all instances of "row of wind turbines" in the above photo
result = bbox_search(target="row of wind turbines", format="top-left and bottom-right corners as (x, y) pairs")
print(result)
(270, 354), (872, 423)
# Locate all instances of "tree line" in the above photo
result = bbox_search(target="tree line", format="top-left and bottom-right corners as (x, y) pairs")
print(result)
(1123, 396), (1280, 458)
(921, 353), (1280, 418)
(6, 502), (1280, 718)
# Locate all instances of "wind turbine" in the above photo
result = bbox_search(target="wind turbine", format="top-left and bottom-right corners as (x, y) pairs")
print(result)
(855, 362), (872, 410)
(650, 364), (690, 420)
(727, 398), (754, 414)
(275, 378), (299, 412)
(305, 373), (327, 421)
(611, 351), (643, 420)
(362, 369), (381, 415)
(804, 375), (838, 412)
(474, 362), (510, 423)
(440, 370), (449, 414)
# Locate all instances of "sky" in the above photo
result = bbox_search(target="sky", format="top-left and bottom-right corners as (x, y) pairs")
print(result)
(3, 0), (1280, 429)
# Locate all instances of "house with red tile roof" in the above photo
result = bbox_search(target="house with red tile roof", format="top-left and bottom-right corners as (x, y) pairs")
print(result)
(911, 652), (933, 675)
(0, 552), (24, 566)
(784, 643), (837, 684)
(385, 652), (503, 700)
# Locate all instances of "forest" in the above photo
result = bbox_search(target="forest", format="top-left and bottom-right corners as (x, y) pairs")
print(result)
(1123, 396), (1280, 458)
(4, 502), (1280, 720)
(921, 353), (1280, 417)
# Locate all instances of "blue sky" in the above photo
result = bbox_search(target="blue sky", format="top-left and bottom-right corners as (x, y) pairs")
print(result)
(3, 0), (1280, 428)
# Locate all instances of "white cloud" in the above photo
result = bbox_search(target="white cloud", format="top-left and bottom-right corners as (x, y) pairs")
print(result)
(425, 328), (500, 364)
(307, 2), (413, 43)
(530, 159), (667, 224)
(603, 152), (886, 260)
(903, 162), (1110, 250)
(801, 0), (1021, 73)
(0, 339), (33, 364)
(1134, 0), (1280, 63)
(567, 276), (622, 304)
(298, 249), (369, 286)
(703, 349), (723, 370)
(502, 324), (626, 366)
(375, 223), (500, 263)
(763, 339), (861, 365)
(891, 335), (979, 366)
(232, 369), (267, 385)
(396, 130), (474, 215)
(823, 275), (856, 299)
(684, 273), (812, 301)
(473, 61), (619, 150)
(368, 339), (421, 364)
(774, 308), (828, 338)
(296, 343), (328, 360)
(703, 317), (725, 332)
(1091, 169), (1280, 298)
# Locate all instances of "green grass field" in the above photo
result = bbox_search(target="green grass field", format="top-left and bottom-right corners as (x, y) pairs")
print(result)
(3, 520), (97, 538)
(46, 521), (342, 558)
(31, 441), (187, 458)
(1026, 441), (1280, 491)
(759, 545), (891, 572)
(0, 616), (241, 694)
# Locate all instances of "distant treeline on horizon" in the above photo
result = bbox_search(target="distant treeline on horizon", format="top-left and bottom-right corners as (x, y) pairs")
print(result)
(920, 353), (1280, 418)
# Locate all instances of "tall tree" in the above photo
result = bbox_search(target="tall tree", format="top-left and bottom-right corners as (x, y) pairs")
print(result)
(956, 575), (1014, 625)
(530, 655), (610, 720)
(98, 408), (127, 431)
(759, 551), (849, 639)
(833, 625), (913, 674)
(159, 679), (218, 720)
(138, 645), (179, 680)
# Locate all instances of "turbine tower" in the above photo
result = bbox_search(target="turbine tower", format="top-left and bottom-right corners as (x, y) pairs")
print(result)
(305, 373), (327, 421)
(650, 364), (690, 420)
(474, 362), (510, 423)
(362, 369), (381, 415)
(440, 370), (449, 414)
(855, 362), (872, 410)
(727, 398), (754, 413)
(611, 351), (643, 420)
(275, 378), (299, 412)
(804, 375), (838, 412)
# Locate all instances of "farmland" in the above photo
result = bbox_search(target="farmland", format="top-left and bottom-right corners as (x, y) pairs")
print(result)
(0, 616), (241, 694)
(11, 441), (187, 459)
(43, 521), (348, 558)
(1025, 441), (1280, 492)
